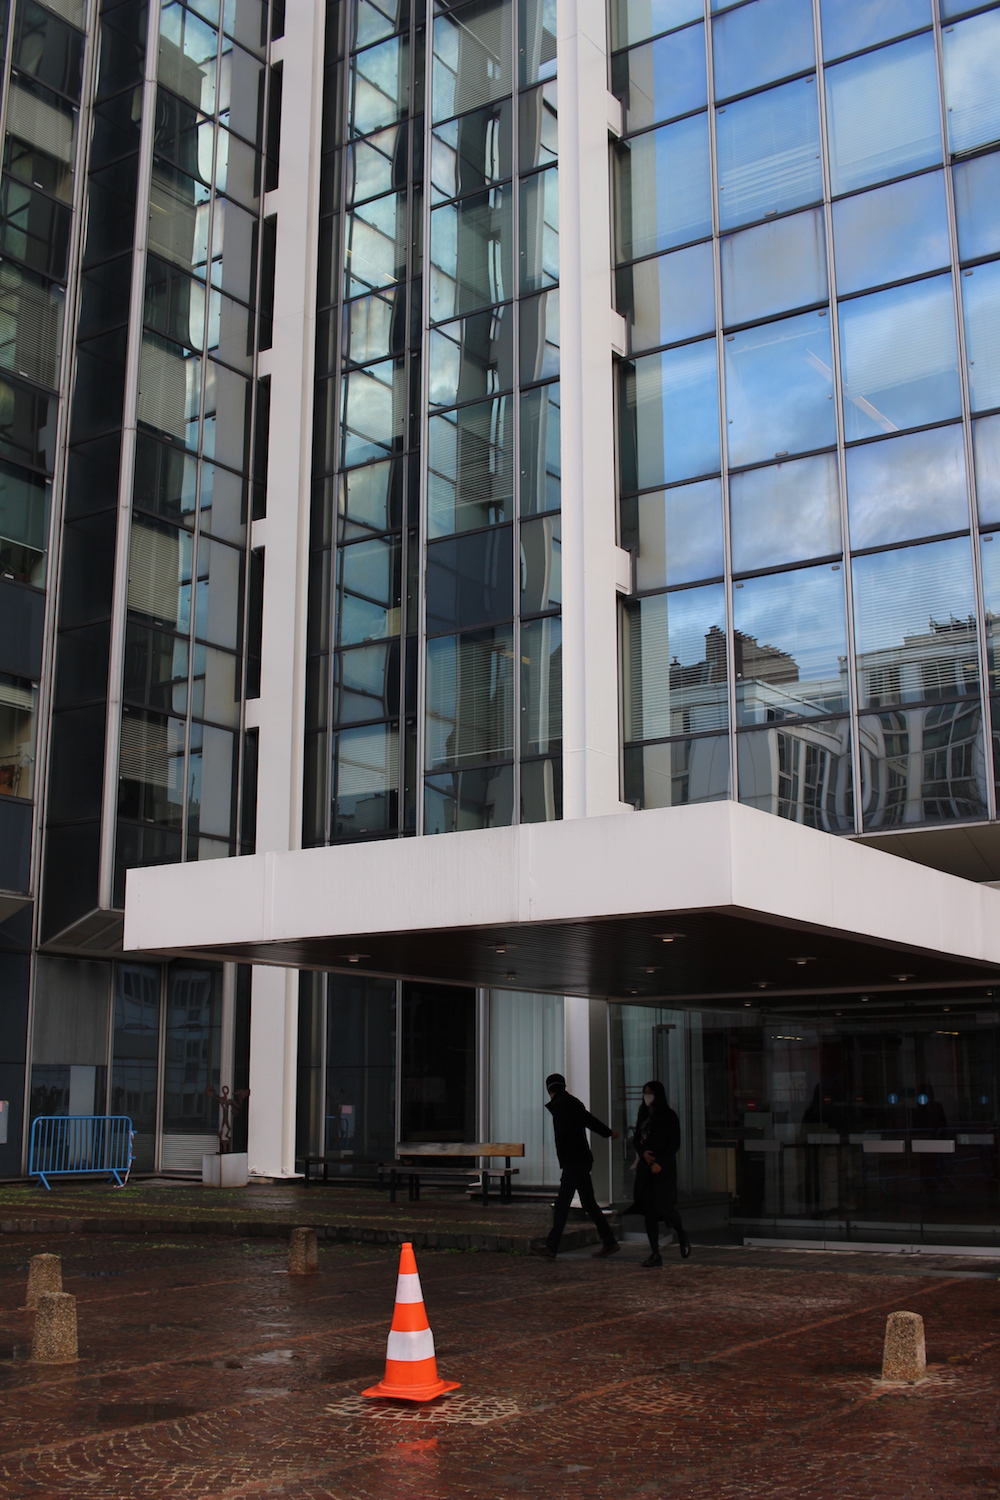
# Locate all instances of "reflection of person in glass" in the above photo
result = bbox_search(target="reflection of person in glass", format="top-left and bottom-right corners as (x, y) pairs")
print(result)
(624, 1080), (691, 1268)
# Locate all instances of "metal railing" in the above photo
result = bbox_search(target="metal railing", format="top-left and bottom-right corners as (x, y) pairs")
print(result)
(28, 1116), (134, 1190)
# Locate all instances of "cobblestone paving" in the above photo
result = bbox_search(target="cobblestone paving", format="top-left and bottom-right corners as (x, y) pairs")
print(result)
(1, 1234), (998, 1499)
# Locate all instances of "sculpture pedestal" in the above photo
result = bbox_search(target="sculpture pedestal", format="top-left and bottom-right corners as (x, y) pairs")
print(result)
(202, 1152), (249, 1188)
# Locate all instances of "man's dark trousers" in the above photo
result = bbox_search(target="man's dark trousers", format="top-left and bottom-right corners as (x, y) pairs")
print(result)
(546, 1165), (617, 1253)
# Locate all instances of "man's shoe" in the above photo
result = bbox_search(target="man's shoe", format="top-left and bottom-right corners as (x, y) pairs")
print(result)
(530, 1242), (557, 1260)
(592, 1241), (621, 1258)
(641, 1252), (663, 1268)
(679, 1234), (691, 1259)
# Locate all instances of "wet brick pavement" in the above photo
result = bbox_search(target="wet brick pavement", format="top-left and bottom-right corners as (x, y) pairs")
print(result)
(1, 1232), (999, 1499)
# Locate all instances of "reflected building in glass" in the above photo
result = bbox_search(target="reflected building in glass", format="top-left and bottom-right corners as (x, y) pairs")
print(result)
(7, 0), (1000, 1250)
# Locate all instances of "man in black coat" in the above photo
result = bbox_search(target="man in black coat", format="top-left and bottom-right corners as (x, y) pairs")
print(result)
(531, 1073), (620, 1260)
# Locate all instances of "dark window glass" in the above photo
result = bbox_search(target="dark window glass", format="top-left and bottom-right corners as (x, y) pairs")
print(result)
(426, 526), (514, 634)
(90, 87), (143, 168)
(332, 721), (399, 838)
(520, 755), (562, 822)
(400, 982), (475, 1141)
(14, 1), (85, 103)
(424, 763), (515, 831)
(0, 376), (56, 472)
(334, 640), (400, 723)
(0, 177), (71, 278)
(624, 733), (730, 809)
(0, 577), (44, 679)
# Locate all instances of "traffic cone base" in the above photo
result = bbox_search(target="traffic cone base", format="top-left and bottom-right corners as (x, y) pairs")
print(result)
(362, 1242), (460, 1403)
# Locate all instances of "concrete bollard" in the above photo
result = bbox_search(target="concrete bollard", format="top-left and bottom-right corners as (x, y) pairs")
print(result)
(882, 1310), (926, 1382)
(25, 1253), (62, 1309)
(31, 1292), (78, 1364)
(289, 1226), (319, 1274)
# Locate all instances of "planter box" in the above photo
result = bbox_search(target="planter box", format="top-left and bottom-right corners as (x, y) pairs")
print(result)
(202, 1152), (249, 1187)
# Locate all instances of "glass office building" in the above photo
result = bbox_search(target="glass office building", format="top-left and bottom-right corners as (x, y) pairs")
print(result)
(6, 0), (1000, 1246)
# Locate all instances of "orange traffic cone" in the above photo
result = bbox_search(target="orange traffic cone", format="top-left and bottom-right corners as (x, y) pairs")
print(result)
(362, 1241), (460, 1402)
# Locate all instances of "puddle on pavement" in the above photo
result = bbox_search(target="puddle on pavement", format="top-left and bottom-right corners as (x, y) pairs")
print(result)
(91, 1404), (202, 1426)
(246, 1349), (298, 1363)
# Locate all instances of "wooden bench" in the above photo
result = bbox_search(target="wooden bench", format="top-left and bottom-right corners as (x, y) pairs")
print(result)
(384, 1142), (525, 1206)
(301, 1152), (383, 1186)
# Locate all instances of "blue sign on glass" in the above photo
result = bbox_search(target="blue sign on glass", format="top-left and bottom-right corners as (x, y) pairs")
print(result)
(887, 1092), (899, 1105)
(917, 1093), (929, 1106)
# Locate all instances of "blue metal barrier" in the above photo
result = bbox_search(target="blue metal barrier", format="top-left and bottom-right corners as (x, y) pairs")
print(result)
(28, 1116), (134, 1190)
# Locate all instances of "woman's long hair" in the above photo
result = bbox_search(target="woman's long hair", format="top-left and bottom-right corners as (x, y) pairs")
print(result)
(636, 1078), (668, 1129)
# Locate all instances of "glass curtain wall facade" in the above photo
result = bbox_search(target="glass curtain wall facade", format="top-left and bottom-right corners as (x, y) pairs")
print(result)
(306, 0), (562, 845)
(616, 0), (1000, 836)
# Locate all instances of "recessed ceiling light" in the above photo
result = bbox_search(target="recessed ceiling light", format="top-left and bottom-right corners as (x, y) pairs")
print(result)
(644, 967), (657, 974)
(789, 957), (815, 966)
(893, 974), (913, 982)
(755, 981), (769, 989)
(659, 932), (687, 942)
(494, 945), (506, 954)
(744, 1001), (752, 1007)
(341, 954), (369, 964)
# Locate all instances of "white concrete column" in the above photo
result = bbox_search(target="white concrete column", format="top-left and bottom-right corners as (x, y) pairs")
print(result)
(564, 994), (591, 1107)
(557, 0), (631, 819)
(244, 0), (326, 1177)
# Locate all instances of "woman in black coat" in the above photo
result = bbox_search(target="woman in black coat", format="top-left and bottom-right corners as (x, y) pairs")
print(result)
(626, 1080), (691, 1267)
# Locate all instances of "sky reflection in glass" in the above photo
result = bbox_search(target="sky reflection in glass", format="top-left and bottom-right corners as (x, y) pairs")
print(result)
(962, 260), (1000, 416)
(712, 0), (814, 102)
(974, 414), (1000, 527)
(721, 209), (827, 327)
(620, 241), (715, 351)
(846, 425), (968, 550)
(734, 562), (849, 723)
(832, 172), (949, 296)
(825, 34), (940, 195)
(724, 310), (835, 466)
(624, 584), (728, 740)
(616, 23), (706, 134)
(716, 78), (822, 231)
(624, 341), (720, 489)
(625, 478), (725, 590)
(954, 152), (1000, 263)
(617, 113), (712, 260)
(942, 9), (1000, 156)
(819, 0), (931, 63)
(838, 275), (960, 440)
(611, 0), (702, 50)
(730, 452), (840, 572)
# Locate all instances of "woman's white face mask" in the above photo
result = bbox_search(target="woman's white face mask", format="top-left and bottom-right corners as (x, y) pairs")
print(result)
(642, 1092), (655, 1106)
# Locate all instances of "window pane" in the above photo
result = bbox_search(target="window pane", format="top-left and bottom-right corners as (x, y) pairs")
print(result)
(825, 34), (941, 195)
(519, 0), (558, 85)
(210, 196), (256, 302)
(350, 36), (410, 137)
(624, 734), (730, 808)
(520, 288), (559, 383)
(979, 530), (1000, 687)
(860, 702), (987, 828)
(191, 644), (239, 728)
(432, 0), (513, 124)
(852, 537), (978, 708)
(520, 513), (561, 613)
(962, 260), (1000, 415)
(336, 534), (402, 645)
(611, 0), (701, 50)
(428, 305), (514, 408)
(430, 100), (513, 204)
(730, 452), (840, 572)
(334, 641), (400, 723)
(202, 361), (250, 471)
(347, 124), (404, 207)
(832, 171), (949, 297)
(618, 241), (715, 352)
(426, 526), (514, 634)
(0, 672), (37, 800)
(186, 723), (236, 843)
(954, 151), (1000, 263)
(127, 518), (193, 635)
(0, 458), (50, 585)
(428, 394), (514, 536)
(341, 357), (406, 466)
(519, 82), (558, 173)
(424, 764), (514, 831)
(338, 457), (404, 539)
(194, 536), (241, 649)
(621, 341), (720, 491)
(713, 0), (814, 102)
(721, 208), (827, 327)
(623, 584), (729, 739)
(0, 261), (64, 390)
(725, 310), (836, 467)
(520, 756), (562, 821)
(429, 188), (513, 321)
(425, 625), (515, 767)
(519, 166), (558, 294)
(974, 413), (1000, 526)
(622, 477), (724, 590)
(520, 382), (560, 514)
(942, 10), (1000, 156)
(137, 336), (201, 451)
(521, 615), (561, 753)
(846, 425), (968, 550)
(734, 563), (848, 723)
(738, 717), (853, 829)
(615, 113), (712, 261)
(344, 192), (407, 299)
(614, 23), (706, 133)
(839, 275), (960, 440)
(343, 289), (405, 368)
(819, 0), (930, 63)
(716, 78), (822, 231)
(333, 721), (399, 839)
